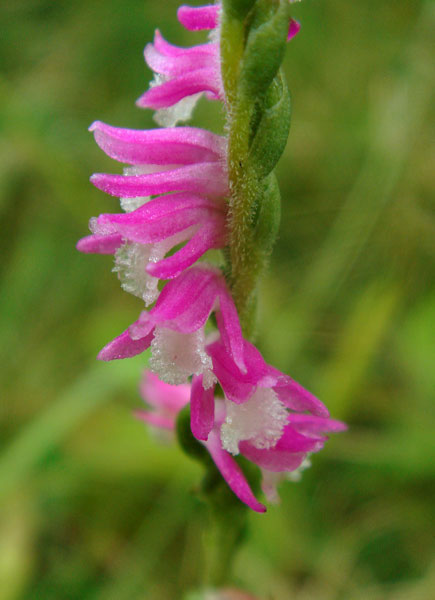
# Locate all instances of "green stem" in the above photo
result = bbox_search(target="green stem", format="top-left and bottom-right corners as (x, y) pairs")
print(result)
(203, 503), (247, 587)
(219, 15), (245, 107)
(221, 14), (262, 337)
(176, 407), (248, 588)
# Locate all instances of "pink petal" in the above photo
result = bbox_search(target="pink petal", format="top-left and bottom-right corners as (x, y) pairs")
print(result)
(145, 39), (217, 77)
(128, 312), (155, 341)
(129, 266), (219, 338)
(204, 430), (266, 513)
(207, 339), (270, 403)
(215, 287), (247, 374)
(97, 328), (154, 361)
(288, 414), (347, 435)
(103, 192), (220, 218)
(275, 425), (324, 453)
(146, 217), (226, 279)
(76, 233), (123, 254)
(273, 377), (330, 417)
(152, 29), (217, 59)
(239, 443), (306, 473)
(135, 410), (175, 431)
(209, 354), (255, 403)
(287, 19), (301, 41)
(137, 68), (221, 109)
(90, 121), (225, 165)
(140, 371), (190, 411)
(152, 29), (188, 57)
(94, 192), (221, 233)
(95, 205), (222, 245)
(91, 162), (228, 198)
(148, 266), (218, 332)
(213, 368), (255, 403)
(177, 5), (219, 31)
(190, 375), (215, 440)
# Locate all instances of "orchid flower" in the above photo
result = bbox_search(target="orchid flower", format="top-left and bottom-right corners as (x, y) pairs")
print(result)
(135, 371), (190, 430)
(137, 370), (346, 513)
(138, 5), (222, 127)
(97, 266), (245, 388)
(206, 400), (346, 511)
(189, 336), (329, 443)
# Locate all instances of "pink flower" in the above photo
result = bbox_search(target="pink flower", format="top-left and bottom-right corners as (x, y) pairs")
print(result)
(137, 370), (266, 512)
(137, 369), (346, 513)
(97, 265), (246, 387)
(206, 404), (346, 510)
(138, 4), (222, 127)
(189, 336), (329, 443)
(135, 371), (190, 430)
(190, 337), (347, 509)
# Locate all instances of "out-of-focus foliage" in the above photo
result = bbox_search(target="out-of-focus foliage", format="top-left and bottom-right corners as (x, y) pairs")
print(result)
(0, 1), (434, 598)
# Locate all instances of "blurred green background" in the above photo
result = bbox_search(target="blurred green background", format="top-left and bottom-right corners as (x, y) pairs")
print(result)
(1, 0), (434, 598)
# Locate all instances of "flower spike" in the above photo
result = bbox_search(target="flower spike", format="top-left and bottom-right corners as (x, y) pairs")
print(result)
(78, 0), (345, 513)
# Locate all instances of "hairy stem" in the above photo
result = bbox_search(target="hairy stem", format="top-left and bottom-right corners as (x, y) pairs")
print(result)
(221, 12), (262, 336)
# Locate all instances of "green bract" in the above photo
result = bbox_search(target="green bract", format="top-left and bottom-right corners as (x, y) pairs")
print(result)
(222, 0), (257, 19)
(253, 172), (281, 258)
(248, 71), (291, 179)
(239, 0), (290, 98)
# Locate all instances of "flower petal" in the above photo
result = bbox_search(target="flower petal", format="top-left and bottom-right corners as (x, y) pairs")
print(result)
(148, 266), (218, 332)
(287, 19), (301, 41)
(76, 233), (123, 254)
(239, 443), (306, 473)
(275, 425), (324, 453)
(135, 410), (175, 430)
(146, 217), (226, 279)
(204, 430), (266, 513)
(273, 377), (330, 417)
(207, 339), (270, 403)
(140, 371), (191, 411)
(288, 414), (347, 435)
(137, 68), (221, 109)
(90, 162), (228, 198)
(152, 29), (189, 57)
(90, 120), (225, 165)
(145, 38), (218, 77)
(190, 375), (215, 440)
(97, 327), (154, 361)
(177, 5), (219, 31)
(215, 285), (247, 374)
(95, 205), (221, 245)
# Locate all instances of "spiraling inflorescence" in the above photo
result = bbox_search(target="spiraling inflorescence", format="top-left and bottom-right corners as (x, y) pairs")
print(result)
(78, 1), (345, 512)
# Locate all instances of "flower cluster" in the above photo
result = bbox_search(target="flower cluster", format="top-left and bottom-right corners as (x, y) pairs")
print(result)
(78, 2), (344, 512)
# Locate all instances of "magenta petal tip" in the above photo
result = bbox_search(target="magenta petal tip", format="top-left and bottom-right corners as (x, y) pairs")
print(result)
(88, 120), (100, 132)
(288, 18), (301, 41)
